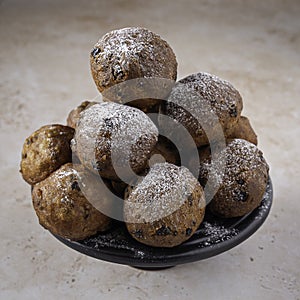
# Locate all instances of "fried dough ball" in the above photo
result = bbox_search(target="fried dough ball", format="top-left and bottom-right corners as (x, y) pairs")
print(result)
(32, 163), (112, 240)
(162, 72), (243, 147)
(90, 27), (177, 113)
(20, 125), (74, 185)
(71, 102), (158, 180)
(199, 139), (269, 217)
(124, 163), (205, 247)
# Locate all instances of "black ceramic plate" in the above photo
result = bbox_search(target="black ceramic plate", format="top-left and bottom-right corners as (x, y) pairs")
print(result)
(53, 178), (273, 270)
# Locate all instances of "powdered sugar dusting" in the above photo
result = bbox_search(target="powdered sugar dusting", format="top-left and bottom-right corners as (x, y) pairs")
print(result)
(199, 221), (239, 246)
(124, 162), (203, 223)
(201, 138), (269, 203)
(77, 177), (272, 258)
(72, 102), (158, 177)
(164, 72), (243, 140)
(179, 72), (242, 119)
(90, 27), (177, 88)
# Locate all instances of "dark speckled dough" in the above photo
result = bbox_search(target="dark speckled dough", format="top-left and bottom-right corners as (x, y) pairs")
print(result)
(199, 139), (269, 218)
(90, 27), (177, 113)
(161, 72), (243, 147)
(72, 102), (159, 181)
(20, 124), (74, 185)
(32, 163), (111, 241)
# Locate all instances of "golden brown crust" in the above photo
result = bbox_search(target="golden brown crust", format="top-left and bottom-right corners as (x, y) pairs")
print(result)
(20, 125), (74, 185)
(124, 163), (205, 247)
(226, 116), (258, 145)
(32, 163), (111, 241)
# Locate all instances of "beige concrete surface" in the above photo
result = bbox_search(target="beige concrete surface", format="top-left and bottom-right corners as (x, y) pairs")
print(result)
(0, 0), (299, 299)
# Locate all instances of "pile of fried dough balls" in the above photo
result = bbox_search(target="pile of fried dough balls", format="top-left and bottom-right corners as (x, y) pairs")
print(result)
(20, 27), (269, 247)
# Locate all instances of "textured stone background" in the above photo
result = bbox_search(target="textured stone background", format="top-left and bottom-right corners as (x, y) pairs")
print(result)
(0, 0), (299, 299)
